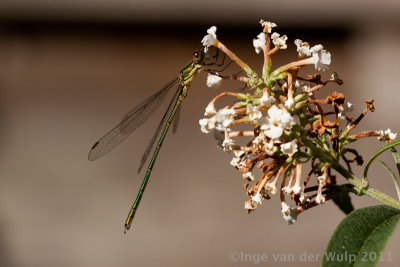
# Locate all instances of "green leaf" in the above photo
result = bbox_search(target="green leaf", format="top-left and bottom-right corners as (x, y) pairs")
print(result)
(323, 205), (400, 267)
(363, 139), (400, 180)
(331, 190), (354, 215)
(390, 147), (400, 175)
(379, 160), (400, 201)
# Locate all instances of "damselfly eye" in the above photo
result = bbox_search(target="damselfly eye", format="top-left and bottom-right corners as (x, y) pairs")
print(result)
(193, 50), (204, 63)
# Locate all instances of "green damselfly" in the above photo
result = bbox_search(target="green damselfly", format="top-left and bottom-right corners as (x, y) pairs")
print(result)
(88, 48), (229, 232)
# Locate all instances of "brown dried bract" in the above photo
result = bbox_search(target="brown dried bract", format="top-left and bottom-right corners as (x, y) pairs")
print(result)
(365, 99), (375, 112)
(326, 91), (345, 106)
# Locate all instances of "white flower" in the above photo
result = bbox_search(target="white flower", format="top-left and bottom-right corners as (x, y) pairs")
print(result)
(253, 32), (266, 54)
(281, 202), (298, 225)
(310, 44), (331, 71)
(316, 194), (326, 204)
(230, 157), (241, 167)
(317, 174), (327, 184)
(206, 73), (222, 88)
(259, 20), (277, 33)
(291, 184), (301, 195)
(246, 104), (262, 123)
(201, 26), (217, 51)
(199, 118), (210, 134)
(282, 186), (293, 194)
(252, 134), (265, 145)
(280, 112), (295, 129)
(271, 32), (288, 49)
(299, 193), (310, 204)
(204, 103), (217, 116)
(265, 182), (277, 194)
(222, 137), (235, 152)
(294, 39), (311, 56)
(265, 139), (277, 155)
(199, 117), (216, 134)
(280, 140), (298, 156)
(378, 129), (397, 142)
(338, 102), (354, 120)
(243, 172), (255, 181)
(260, 91), (275, 107)
(260, 105), (295, 139)
(284, 98), (295, 109)
(280, 140), (298, 157)
(251, 192), (263, 205)
(216, 108), (236, 129)
(245, 200), (255, 211)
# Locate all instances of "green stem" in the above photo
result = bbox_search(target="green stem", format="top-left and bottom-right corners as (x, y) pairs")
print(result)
(298, 132), (400, 209)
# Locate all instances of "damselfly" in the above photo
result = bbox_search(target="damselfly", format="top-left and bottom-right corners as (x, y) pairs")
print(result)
(88, 48), (229, 232)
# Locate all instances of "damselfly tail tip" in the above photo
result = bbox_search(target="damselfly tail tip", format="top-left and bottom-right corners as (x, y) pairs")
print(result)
(124, 224), (131, 234)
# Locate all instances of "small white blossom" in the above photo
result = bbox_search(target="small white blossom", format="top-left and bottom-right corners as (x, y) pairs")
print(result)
(230, 157), (241, 167)
(201, 26), (217, 51)
(243, 172), (255, 181)
(317, 174), (328, 184)
(253, 32), (266, 54)
(280, 112), (295, 129)
(285, 98), (295, 109)
(259, 20), (277, 33)
(316, 194), (326, 204)
(246, 104), (262, 123)
(291, 184), (301, 195)
(222, 137), (235, 152)
(260, 91), (275, 107)
(294, 39), (311, 56)
(310, 44), (331, 71)
(251, 192), (263, 205)
(216, 108), (236, 129)
(265, 139), (277, 155)
(199, 118), (210, 134)
(281, 202), (298, 225)
(378, 129), (397, 142)
(252, 134), (265, 146)
(282, 186), (293, 194)
(265, 182), (277, 194)
(299, 193), (310, 204)
(206, 73), (222, 88)
(204, 103), (217, 116)
(245, 200), (255, 211)
(338, 102), (354, 120)
(280, 140), (298, 156)
(260, 105), (295, 139)
(199, 116), (216, 134)
(271, 32), (288, 49)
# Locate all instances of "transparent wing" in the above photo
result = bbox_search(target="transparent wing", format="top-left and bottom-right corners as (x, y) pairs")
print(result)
(88, 78), (179, 161)
(137, 85), (183, 173)
(172, 105), (181, 134)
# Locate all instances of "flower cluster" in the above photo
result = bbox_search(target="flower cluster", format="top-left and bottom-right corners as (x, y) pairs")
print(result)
(199, 20), (397, 224)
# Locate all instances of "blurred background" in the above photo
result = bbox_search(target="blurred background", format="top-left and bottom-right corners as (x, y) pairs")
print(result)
(0, 0), (399, 266)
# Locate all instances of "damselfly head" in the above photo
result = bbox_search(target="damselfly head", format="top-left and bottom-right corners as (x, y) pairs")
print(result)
(193, 49), (205, 64)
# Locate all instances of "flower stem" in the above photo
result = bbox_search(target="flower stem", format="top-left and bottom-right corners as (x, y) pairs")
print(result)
(299, 132), (400, 209)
